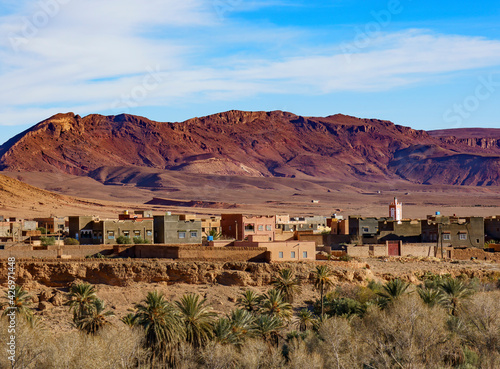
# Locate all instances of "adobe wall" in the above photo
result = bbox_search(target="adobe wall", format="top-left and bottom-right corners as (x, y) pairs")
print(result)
(134, 245), (179, 259)
(297, 233), (324, 246)
(450, 248), (500, 262)
(176, 246), (268, 262)
(346, 245), (370, 257)
(401, 244), (436, 257)
(274, 230), (294, 241)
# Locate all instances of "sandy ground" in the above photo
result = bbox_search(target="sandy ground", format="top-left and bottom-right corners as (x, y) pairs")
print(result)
(2, 171), (500, 219)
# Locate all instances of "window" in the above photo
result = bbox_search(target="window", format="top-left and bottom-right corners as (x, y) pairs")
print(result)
(459, 233), (467, 240)
(178, 232), (186, 239)
(229, 225), (232, 230)
(362, 227), (369, 233)
(278, 251), (283, 258)
(107, 231), (114, 240)
(190, 231), (198, 238)
(258, 225), (264, 231)
(123, 231), (130, 237)
(302, 251), (308, 258)
(81, 230), (92, 239)
(443, 234), (451, 241)
(134, 230), (141, 237)
(266, 225), (272, 231)
(291, 251), (296, 258)
(146, 230), (152, 236)
(244, 224), (255, 232)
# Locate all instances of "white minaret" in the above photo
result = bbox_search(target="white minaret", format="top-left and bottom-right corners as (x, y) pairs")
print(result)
(389, 197), (402, 223)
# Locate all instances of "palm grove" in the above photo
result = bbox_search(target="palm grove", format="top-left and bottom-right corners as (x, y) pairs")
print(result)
(1, 265), (499, 369)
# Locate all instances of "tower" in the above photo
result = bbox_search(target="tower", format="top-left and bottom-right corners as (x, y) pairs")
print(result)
(389, 197), (402, 222)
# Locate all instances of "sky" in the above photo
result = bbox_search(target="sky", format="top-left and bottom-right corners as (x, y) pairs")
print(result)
(0, 0), (499, 144)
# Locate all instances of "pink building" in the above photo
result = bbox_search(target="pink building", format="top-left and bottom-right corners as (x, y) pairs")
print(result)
(221, 214), (275, 241)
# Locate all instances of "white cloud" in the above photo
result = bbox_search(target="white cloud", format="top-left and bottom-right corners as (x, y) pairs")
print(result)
(1, 1), (500, 135)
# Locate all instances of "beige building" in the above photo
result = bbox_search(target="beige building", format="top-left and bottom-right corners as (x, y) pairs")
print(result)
(235, 234), (316, 261)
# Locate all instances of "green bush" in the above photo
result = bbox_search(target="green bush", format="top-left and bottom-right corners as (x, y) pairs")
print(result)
(40, 236), (55, 247)
(64, 238), (80, 245)
(338, 254), (353, 262)
(85, 253), (105, 259)
(37, 227), (47, 234)
(133, 237), (148, 244)
(116, 236), (132, 245)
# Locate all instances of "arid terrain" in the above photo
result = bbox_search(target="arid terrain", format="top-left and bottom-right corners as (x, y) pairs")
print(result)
(1, 257), (498, 333)
(1, 110), (500, 219)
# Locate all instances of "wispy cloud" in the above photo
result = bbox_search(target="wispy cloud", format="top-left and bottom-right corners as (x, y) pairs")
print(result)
(0, 1), (500, 132)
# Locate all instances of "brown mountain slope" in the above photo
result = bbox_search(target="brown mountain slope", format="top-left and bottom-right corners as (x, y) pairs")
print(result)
(0, 173), (91, 214)
(0, 110), (499, 186)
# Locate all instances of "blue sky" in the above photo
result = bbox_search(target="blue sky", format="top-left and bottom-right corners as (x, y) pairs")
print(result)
(1, 0), (500, 144)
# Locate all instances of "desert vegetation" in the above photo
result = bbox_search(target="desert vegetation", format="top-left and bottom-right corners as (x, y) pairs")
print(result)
(1, 267), (499, 369)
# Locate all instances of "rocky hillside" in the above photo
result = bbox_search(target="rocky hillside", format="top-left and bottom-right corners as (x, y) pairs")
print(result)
(1, 111), (500, 185)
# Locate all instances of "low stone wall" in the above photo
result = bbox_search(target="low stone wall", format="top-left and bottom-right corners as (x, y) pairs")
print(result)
(346, 245), (370, 257)
(402, 244), (436, 257)
(450, 248), (500, 262)
(176, 246), (268, 262)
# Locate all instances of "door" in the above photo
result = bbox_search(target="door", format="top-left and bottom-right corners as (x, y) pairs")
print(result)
(387, 241), (400, 256)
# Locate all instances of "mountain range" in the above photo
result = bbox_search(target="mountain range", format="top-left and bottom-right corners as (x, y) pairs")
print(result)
(1, 110), (500, 187)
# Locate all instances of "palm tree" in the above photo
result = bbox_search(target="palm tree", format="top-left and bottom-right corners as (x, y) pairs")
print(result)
(213, 317), (236, 345)
(253, 315), (283, 346)
(1, 285), (34, 321)
(237, 290), (261, 312)
(74, 298), (114, 335)
(229, 308), (255, 346)
(417, 287), (443, 308)
(376, 278), (410, 308)
(438, 278), (474, 316)
(121, 312), (139, 327)
(135, 291), (185, 360)
(259, 289), (293, 321)
(65, 282), (97, 318)
(207, 228), (222, 240)
(272, 268), (301, 303)
(175, 294), (216, 348)
(312, 265), (335, 317)
(294, 309), (316, 332)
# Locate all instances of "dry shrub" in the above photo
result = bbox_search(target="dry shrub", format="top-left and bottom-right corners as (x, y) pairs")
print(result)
(286, 340), (323, 369)
(49, 325), (148, 369)
(0, 318), (51, 369)
(170, 342), (198, 369)
(0, 319), (148, 369)
(358, 295), (454, 369)
(197, 341), (238, 369)
(237, 339), (285, 369)
(460, 291), (500, 369)
(317, 316), (362, 369)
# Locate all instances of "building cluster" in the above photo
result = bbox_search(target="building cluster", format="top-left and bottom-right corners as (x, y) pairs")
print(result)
(1, 197), (499, 261)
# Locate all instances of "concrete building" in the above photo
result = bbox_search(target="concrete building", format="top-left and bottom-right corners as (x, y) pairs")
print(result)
(421, 215), (484, 248)
(328, 216), (349, 235)
(34, 216), (67, 234)
(153, 213), (202, 244)
(275, 215), (328, 232)
(236, 234), (316, 261)
(484, 216), (500, 241)
(378, 219), (422, 243)
(221, 214), (275, 241)
(181, 215), (221, 237)
(69, 214), (154, 245)
(348, 216), (389, 243)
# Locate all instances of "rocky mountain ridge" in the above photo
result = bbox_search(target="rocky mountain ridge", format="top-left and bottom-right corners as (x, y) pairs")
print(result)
(1, 110), (500, 186)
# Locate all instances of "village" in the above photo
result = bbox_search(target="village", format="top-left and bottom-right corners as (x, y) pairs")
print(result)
(1, 198), (499, 262)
